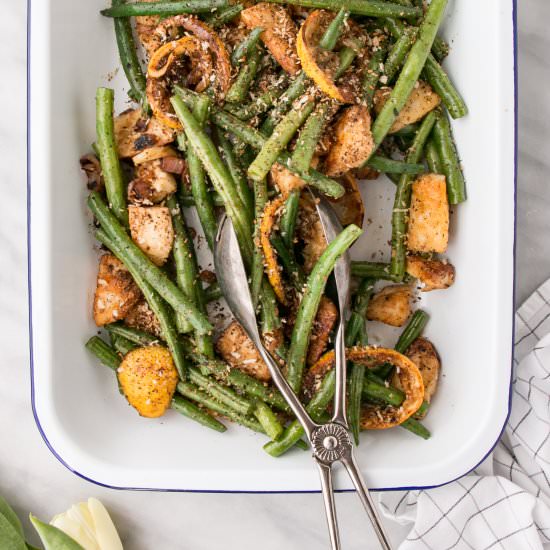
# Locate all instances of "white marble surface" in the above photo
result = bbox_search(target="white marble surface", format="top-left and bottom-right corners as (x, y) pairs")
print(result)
(0, 1), (547, 549)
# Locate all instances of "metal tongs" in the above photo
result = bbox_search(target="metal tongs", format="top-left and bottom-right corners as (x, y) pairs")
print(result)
(214, 195), (392, 550)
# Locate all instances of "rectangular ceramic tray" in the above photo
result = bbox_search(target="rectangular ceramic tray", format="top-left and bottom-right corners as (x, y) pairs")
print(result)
(28, 0), (517, 491)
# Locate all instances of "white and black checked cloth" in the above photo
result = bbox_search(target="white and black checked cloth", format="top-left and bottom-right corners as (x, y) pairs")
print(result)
(379, 279), (550, 549)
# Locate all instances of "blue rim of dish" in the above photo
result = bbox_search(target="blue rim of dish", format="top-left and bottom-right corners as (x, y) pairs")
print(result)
(27, 0), (519, 494)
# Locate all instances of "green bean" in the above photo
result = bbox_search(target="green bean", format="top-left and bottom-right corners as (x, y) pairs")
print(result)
(264, 370), (336, 457)
(384, 26), (418, 83)
(345, 278), (376, 347)
(422, 55), (467, 119)
(263, 0), (422, 18)
(89, 193), (212, 335)
(248, 98), (316, 182)
(86, 336), (121, 371)
(390, 111), (437, 279)
(95, 88), (127, 226)
(224, 83), (288, 121)
(171, 395), (227, 432)
(432, 109), (466, 204)
(188, 366), (252, 416)
(363, 374), (405, 406)
(186, 97), (217, 250)
(351, 261), (399, 281)
(367, 155), (425, 175)
(251, 178), (268, 307)
(101, 0), (229, 16)
(259, 280), (286, 360)
(204, 282), (222, 303)
(395, 309), (429, 353)
(105, 323), (159, 346)
(287, 224), (362, 392)
(334, 46), (359, 79)
(214, 127), (254, 216)
(253, 400), (284, 440)
(182, 347), (291, 412)
(174, 86), (345, 198)
(291, 101), (333, 173)
(414, 400), (430, 419)
(361, 41), (387, 109)
(270, 234), (305, 289)
(371, 0), (449, 147)
(401, 417), (431, 439)
(203, 3), (243, 27)
(346, 281), (375, 445)
(384, 17), (465, 118)
(393, 123), (420, 136)
(261, 73), (309, 136)
(111, 0), (147, 105)
(424, 138), (443, 174)
(180, 190), (224, 208)
(319, 7), (349, 50)
(171, 96), (254, 264)
(167, 194), (208, 341)
(280, 190), (300, 249)
(177, 381), (264, 433)
(110, 333), (137, 356)
(226, 45), (262, 104)
(370, 363), (395, 380)
(96, 228), (189, 378)
(231, 27), (264, 66)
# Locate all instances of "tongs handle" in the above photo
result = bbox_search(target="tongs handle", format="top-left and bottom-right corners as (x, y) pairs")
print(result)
(317, 462), (341, 550)
(341, 452), (393, 550)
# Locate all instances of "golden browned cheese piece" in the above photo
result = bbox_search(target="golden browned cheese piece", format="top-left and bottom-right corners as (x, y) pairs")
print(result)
(405, 337), (441, 411)
(374, 81), (441, 134)
(324, 106), (374, 177)
(93, 254), (142, 326)
(216, 321), (271, 382)
(328, 172), (365, 227)
(306, 297), (338, 366)
(406, 255), (455, 291)
(128, 159), (177, 206)
(269, 163), (306, 196)
(128, 205), (175, 266)
(124, 300), (162, 338)
(241, 3), (301, 75)
(114, 108), (175, 158)
(117, 346), (179, 418)
(407, 174), (449, 254)
(366, 285), (412, 327)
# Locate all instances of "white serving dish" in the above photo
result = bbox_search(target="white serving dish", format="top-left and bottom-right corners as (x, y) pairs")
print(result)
(28, 0), (517, 491)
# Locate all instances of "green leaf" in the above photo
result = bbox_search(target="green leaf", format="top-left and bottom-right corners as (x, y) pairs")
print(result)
(26, 544), (41, 550)
(0, 495), (24, 537)
(0, 512), (26, 550)
(29, 515), (84, 550)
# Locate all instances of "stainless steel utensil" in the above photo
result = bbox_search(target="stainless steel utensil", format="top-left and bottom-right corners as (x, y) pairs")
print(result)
(214, 197), (392, 550)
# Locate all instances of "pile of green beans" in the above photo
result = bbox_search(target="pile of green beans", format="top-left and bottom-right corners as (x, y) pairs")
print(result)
(85, 0), (469, 449)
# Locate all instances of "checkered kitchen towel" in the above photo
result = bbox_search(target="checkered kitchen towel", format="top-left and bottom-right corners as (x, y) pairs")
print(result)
(379, 279), (550, 549)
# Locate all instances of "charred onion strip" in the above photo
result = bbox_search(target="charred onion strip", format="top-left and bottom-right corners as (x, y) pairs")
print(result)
(259, 196), (289, 305)
(305, 347), (424, 429)
(296, 10), (363, 103)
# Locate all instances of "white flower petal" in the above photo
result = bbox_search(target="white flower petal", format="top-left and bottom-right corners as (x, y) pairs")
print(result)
(88, 498), (123, 550)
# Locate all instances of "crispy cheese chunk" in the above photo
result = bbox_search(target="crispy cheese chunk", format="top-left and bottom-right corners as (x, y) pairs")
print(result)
(324, 106), (374, 177)
(216, 321), (271, 381)
(406, 337), (441, 408)
(93, 254), (141, 326)
(114, 108), (175, 159)
(366, 285), (412, 327)
(407, 174), (449, 253)
(129, 206), (174, 266)
(406, 255), (455, 292)
(374, 81), (441, 134)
